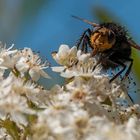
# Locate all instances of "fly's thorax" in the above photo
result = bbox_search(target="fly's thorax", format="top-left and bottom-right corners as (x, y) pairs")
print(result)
(90, 27), (116, 53)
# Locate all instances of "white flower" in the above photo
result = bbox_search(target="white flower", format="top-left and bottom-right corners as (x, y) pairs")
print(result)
(15, 47), (50, 81)
(0, 75), (36, 125)
(66, 76), (111, 103)
(52, 45), (103, 78)
(0, 43), (18, 69)
(0, 73), (51, 108)
(31, 104), (89, 140)
(0, 93), (33, 114)
(0, 128), (12, 140)
(0, 93), (35, 125)
(24, 82), (51, 107)
(77, 49), (91, 62)
(60, 57), (101, 78)
(64, 116), (138, 140)
(52, 44), (78, 67)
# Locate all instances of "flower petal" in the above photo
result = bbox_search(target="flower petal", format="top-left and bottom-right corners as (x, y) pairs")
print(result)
(29, 69), (40, 81)
(39, 69), (51, 79)
(58, 44), (70, 56)
(51, 66), (65, 72)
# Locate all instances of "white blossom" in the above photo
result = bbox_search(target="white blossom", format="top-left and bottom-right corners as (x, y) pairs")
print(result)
(0, 43), (18, 69)
(0, 128), (12, 140)
(52, 45), (104, 78)
(0, 75), (36, 125)
(52, 44), (78, 67)
(15, 47), (50, 81)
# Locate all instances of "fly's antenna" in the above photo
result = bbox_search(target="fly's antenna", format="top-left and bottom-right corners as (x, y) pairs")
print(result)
(72, 15), (99, 27)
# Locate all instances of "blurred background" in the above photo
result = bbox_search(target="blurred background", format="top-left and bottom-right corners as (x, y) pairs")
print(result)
(0, 0), (140, 102)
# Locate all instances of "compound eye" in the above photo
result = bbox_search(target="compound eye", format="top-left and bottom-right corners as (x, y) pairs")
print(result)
(108, 31), (115, 43)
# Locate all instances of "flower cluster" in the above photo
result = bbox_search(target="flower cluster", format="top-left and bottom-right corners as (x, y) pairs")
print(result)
(0, 43), (140, 140)
(52, 44), (101, 78)
(0, 43), (50, 81)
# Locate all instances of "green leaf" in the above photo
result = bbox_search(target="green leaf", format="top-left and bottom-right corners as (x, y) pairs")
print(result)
(0, 118), (20, 140)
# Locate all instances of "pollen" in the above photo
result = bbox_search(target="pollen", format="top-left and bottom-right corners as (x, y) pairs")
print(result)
(71, 90), (86, 101)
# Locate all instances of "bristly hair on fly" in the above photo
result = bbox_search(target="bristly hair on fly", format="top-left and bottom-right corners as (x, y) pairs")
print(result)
(72, 15), (140, 83)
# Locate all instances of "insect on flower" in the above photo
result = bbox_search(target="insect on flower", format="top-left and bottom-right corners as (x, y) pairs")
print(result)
(72, 15), (140, 82)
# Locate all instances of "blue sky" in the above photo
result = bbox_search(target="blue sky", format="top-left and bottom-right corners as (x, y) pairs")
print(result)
(1, 0), (140, 61)
(13, 0), (140, 62)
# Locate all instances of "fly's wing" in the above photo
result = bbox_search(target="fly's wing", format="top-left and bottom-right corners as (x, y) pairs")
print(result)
(128, 40), (140, 50)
